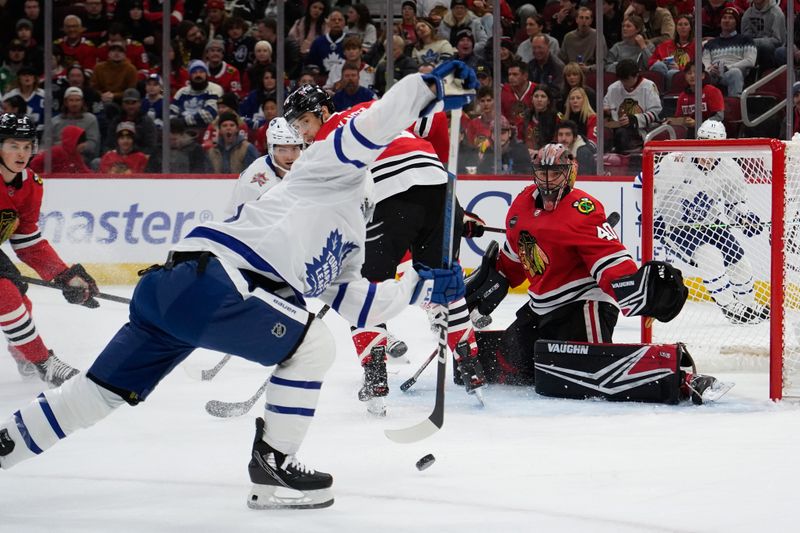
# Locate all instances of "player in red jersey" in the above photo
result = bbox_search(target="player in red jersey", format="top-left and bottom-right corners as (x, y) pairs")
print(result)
(465, 143), (688, 385)
(0, 114), (100, 387)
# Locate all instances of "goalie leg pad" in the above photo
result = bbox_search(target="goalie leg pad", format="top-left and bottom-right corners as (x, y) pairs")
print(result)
(533, 341), (687, 404)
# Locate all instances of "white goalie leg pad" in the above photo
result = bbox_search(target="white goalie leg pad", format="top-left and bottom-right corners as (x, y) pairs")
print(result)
(264, 318), (335, 454)
(0, 374), (125, 468)
(725, 256), (758, 304)
(692, 243), (735, 306)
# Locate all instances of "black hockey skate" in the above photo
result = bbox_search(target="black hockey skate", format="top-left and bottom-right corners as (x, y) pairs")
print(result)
(0, 428), (15, 464)
(720, 302), (770, 325)
(247, 417), (333, 510)
(685, 374), (735, 405)
(385, 332), (408, 359)
(454, 341), (486, 406)
(358, 346), (388, 416)
(35, 351), (79, 387)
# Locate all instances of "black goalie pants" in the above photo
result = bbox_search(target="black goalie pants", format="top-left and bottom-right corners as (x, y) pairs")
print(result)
(476, 300), (619, 385)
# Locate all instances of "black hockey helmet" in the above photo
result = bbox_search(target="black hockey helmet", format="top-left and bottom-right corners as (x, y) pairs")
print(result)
(0, 113), (36, 142)
(283, 84), (334, 125)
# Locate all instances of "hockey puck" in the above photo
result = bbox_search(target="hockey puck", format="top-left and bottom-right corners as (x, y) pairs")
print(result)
(416, 453), (436, 471)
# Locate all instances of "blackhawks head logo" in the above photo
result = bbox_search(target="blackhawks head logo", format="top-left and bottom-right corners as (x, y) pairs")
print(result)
(573, 197), (595, 215)
(518, 230), (549, 277)
(0, 209), (19, 244)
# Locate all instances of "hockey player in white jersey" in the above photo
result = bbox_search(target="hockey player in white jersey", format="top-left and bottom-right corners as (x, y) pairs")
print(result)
(636, 119), (768, 324)
(283, 86), (486, 416)
(224, 117), (305, 218)
(0, 61), (479, 509)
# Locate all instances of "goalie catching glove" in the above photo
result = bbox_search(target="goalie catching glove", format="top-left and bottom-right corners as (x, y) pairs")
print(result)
(611, 261), (688, 322)
(465, 240), (509, 316)
(53, 264), (100, 308)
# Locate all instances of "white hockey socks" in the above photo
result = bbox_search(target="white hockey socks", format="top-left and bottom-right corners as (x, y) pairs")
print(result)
(693, 243), (736, 307)
(725, 256), (758, 305)
(0, 374), (125, 469)
(263, 318), (335, 455)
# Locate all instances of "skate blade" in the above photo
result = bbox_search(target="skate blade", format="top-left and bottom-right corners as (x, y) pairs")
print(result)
(468, 386), (486, 407)
(365, 397), (387, 417)
(702, 380), (735, 403)
(247, 485), (334, 510)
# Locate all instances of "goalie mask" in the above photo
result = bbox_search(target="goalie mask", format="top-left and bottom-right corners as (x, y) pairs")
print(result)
(267, 117), (305, 174)
(532, 143), (577, 212)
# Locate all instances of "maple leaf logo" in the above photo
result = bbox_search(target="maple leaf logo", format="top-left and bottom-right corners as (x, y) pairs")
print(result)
(305, 230), (358, 297)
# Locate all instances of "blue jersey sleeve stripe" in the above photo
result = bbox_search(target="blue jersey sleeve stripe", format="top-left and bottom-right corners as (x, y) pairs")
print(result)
(265, 403), (316, 417)
(349, 119), (386, 150)
(13, 410), (42, 455)
(269, 375), (323, 390)
(334, 126), (366, 169)
(36, 393), (66, 440)
(331, 283), (347, 312)
(357, 283), (377, 328)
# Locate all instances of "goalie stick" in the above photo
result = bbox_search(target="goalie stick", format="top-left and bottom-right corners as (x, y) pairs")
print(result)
(204, 305), (330, 418)
(20, 275), (131, 304)
(397, 212), (622, 394)
(481, 212), (620, 236)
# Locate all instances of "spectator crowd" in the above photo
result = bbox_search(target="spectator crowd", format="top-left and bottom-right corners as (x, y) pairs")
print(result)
(0, 0), (797, 175)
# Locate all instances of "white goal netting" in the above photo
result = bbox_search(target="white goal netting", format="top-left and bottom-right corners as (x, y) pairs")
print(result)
(642, 139), (800, 399)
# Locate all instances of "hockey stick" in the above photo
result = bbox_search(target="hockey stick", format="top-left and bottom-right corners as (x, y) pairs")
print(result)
(204, 305), (330, 419)
(481, 212), (620, 236)
(384, 170), (459, 444)
(399, 347), (438, 392)
(183, 353), (233, 381)
(20, 275), (131, 304)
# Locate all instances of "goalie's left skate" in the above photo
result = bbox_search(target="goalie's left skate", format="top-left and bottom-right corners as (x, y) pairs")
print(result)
(685, 374), (735, 405)
(247, 417), (333, 510)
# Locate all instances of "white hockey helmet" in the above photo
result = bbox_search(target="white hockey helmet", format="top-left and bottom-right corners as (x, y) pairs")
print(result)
(696, 120), (727, 140)
(532, 143), (577, 211)
(267, 117), (305, 173)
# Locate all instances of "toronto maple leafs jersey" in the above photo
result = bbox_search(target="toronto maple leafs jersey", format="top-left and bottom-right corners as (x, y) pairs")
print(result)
(172, 74), (438, 328)
(648, 154), (750, 228)
(224, 155), (283, 219)
(317, 103), (448, 202)
(497, 184), (638, 315)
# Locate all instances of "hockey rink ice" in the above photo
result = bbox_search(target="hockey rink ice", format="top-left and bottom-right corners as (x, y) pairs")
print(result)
(1, 290), (799, 533)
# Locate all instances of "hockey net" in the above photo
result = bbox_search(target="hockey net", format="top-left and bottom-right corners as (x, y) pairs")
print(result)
(641, 138), (800, 400)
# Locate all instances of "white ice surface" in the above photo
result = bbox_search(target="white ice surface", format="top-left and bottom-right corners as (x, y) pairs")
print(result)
(1, 290), (799, 533)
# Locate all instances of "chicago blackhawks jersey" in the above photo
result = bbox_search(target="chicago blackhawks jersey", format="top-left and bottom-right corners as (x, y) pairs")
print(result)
(317, 104), (447, 202)
(497, 184), (637, 315)
(1, 169), (68, 281)
(172, 74), (438, 328)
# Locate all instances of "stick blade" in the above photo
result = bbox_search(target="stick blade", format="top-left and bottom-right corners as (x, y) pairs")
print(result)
(384, 417), (441, 444)
(205, 400), (249, 418)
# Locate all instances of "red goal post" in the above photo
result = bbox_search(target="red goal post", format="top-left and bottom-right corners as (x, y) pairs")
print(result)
(640, 138), (795, 400)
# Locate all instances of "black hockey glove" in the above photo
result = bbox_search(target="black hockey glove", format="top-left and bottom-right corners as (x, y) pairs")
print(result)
(736, 212), (763, 238)
(462, 210), (486, 239)
(53, 264), (100, 309)
(0, 249), (27, 295)
(465, 241), (509, 316)
(611, 261), (688, 323)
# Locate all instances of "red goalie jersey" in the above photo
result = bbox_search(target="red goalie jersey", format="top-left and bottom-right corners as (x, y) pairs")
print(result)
(497, 184), (638, 315)
(1, 169), (68, 281)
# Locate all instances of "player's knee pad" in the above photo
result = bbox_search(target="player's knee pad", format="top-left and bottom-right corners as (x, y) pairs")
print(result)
(0, 375), (125, 469)
(277, 318), (335, 381)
